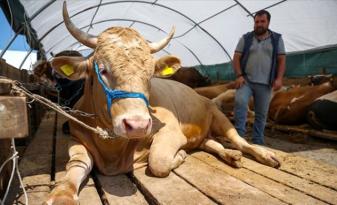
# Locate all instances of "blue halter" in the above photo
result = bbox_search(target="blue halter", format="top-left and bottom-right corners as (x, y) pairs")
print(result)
(94, 62), (149, 115)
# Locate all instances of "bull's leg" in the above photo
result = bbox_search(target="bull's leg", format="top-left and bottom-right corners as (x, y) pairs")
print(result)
(149, 124), (187, 177)
(210, 107), (280, 168)
(200, 138), (242, 168)
(44, 140), (93, 205)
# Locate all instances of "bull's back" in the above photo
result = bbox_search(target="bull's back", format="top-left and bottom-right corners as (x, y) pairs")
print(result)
(150, 78), (214, 148)
(150, 78), (212, 118)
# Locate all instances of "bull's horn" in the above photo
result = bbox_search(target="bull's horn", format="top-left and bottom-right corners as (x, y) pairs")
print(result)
(63, 1), (97, 48)
(149, 26), (175, 53)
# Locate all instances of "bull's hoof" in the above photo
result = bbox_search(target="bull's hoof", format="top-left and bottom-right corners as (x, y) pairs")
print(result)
(44, 195), (79, 205)
(261, 155), (281, 168)
(270, 155), (281, 168)
(255, 147), (281, 168)
(44, 182), (78, 205)
(219, 150), (242, 168)
(171, 150), (187, 169)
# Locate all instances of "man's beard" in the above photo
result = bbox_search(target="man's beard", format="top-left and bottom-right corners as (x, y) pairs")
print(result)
(254, 27), (268, 36)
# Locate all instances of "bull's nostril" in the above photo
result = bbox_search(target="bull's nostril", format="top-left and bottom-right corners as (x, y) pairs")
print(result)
(123, 119), (133, 131)
(123, 118), (152, 136)
(146, 119), (151, 130)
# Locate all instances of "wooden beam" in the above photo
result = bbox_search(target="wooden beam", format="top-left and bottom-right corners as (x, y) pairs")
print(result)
(96, 174), (148, 205)
(192, 151), (326, 205)
(0, 139), (12, 198)
(175, 154), (285, 205)
(239, 151), (337, 204)
(230, 116), (337, 141)
(133, 166), (216, 205)
(0, 81), (11, 95)
(248, 117), (337, 141)
(0, 96), (28, 139)
(266, 123), (337, 141)
(270, 148), (337, 191)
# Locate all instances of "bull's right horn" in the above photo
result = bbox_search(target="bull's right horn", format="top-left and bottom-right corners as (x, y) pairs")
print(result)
(63, 1), (97, 48)
(149, 26), (175, 53)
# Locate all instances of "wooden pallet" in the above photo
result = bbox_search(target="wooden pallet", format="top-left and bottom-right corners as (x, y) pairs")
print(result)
(7, 112), (337, 205)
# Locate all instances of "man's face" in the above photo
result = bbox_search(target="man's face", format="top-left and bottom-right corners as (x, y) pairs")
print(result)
(254, 14), (269, 35)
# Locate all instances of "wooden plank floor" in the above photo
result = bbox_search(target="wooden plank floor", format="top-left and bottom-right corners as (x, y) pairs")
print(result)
(8, 113), (337, 205)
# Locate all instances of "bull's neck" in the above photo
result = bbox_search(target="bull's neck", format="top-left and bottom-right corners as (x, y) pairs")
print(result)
(76, 62), (112, 127)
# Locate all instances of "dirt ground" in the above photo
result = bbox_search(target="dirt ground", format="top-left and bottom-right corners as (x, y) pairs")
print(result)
(245, 126), (337, 167)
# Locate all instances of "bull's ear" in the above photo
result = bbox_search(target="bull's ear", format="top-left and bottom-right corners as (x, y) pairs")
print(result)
(154, 55), (181, 78)
(51, 56), (91, 80)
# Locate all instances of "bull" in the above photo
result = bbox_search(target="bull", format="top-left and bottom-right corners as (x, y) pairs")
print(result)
(45, 2), (280, 204)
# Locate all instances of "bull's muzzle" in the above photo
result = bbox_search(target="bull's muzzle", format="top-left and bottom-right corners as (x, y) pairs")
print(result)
(122, 116), (152, 138)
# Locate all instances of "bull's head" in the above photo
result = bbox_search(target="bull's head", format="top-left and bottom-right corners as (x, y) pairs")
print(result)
(51, 2), (181, 139)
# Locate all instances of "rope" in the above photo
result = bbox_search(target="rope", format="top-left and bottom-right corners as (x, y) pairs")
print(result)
(0, 139), (28, 205)
(0, 77), (119, 139)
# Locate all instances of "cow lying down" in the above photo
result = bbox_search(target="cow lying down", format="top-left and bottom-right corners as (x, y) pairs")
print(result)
(307, 90), (337, 130)
(44, 2), (280, 204)
(269, 80), (337, 124)
(211, 89), (255, 118)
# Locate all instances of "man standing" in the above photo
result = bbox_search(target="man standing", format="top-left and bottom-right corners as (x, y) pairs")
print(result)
(232, 10), (286, 144)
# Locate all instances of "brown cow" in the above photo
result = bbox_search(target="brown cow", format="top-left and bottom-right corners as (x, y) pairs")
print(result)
(33, 50), (83, 87)
(44, 3), (280, 204)
(169, 66), (211, 88)
(194, 81), (236, 99)
(210, 85), (295, 118)
(269, 81), (337, 124)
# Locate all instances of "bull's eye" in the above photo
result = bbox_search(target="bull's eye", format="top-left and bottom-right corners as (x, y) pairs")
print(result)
(100, 69), (108, 75)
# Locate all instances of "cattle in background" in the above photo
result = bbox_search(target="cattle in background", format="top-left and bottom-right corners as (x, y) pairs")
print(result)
(33, 60), (54, 87)
(268, 80), (337, 124)
(308, 74), (333, 86)
(33, 50), (85, 134)
(212, 89), (255, 118)
(168, 66), (211, 88)
(33, 50), (85, 108)
(45, 3), (281, 204)
(307, 90), (337, 130)
(194, 81), (236, 99)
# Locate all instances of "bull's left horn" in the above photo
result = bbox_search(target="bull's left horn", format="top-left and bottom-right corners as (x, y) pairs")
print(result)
(149, 26), (175, 53)
(63, 1), (97, 48)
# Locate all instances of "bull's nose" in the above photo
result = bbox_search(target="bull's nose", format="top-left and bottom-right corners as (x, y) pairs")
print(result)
(122, 117), (152, 137)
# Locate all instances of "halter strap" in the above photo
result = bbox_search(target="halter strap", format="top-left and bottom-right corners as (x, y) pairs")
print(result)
(94, 62), (149, 115)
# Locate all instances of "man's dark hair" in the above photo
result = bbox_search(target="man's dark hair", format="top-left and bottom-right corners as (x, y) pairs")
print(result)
(254, 10), (271, 22)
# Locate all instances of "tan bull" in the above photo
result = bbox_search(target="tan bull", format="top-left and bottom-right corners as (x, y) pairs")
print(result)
(45, 2), (280, 204)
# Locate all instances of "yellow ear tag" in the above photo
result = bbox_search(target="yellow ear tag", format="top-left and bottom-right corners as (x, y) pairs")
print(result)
(160, 66), (175, 76)
(60, 64), (74, 76)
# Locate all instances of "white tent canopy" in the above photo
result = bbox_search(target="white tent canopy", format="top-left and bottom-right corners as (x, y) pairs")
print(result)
(19, 0), (337, 67)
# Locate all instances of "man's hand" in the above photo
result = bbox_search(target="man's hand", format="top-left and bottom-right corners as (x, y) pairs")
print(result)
(273, 77), (283, 91)
(235, 76), (245, 89)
